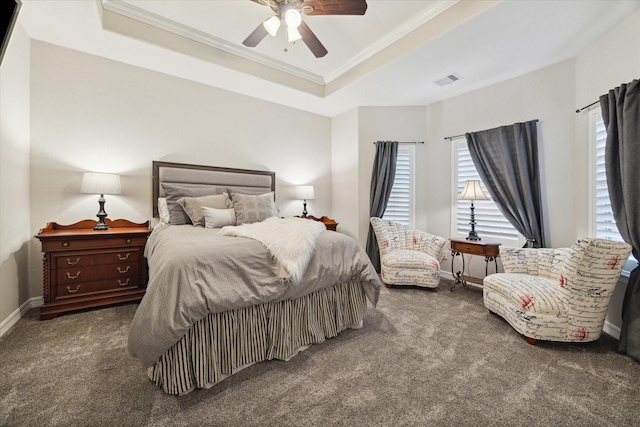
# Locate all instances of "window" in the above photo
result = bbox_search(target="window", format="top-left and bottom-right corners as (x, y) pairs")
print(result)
(589, 107), (637, 274)
(382, 145), (414, 227)
(452, 138), (524, 247)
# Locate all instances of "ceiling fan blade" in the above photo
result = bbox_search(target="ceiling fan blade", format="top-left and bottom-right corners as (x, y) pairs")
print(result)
(298, 21), (328, 58)
(242, 22), (269, 47)
(301, 0), (367, 15)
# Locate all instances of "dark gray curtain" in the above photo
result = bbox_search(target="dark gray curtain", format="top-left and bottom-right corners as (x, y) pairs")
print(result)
(465, 120), (546, 248)
(365, 141), (398, 272)
(600, 79), (640, 361)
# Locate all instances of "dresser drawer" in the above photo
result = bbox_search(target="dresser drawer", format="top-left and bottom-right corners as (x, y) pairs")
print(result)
(53, 250), (140, 269)
(451, 241), (487, 256)
(41, 235), (147, 252)
(55, 277), (140, 300)
(57, 263), (139, 285)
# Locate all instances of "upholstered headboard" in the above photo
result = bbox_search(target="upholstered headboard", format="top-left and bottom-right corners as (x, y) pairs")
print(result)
(152, 161), (276, 218)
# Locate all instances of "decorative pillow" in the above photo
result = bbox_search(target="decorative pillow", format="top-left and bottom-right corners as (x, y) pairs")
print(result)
(226, 188), (275, 202)
(178, 194), (231, 227)
(157, 198), (170, 224)
(232, 192), (278, 225)
(203, 207), (236, 229)
(161, 183), (217, 225)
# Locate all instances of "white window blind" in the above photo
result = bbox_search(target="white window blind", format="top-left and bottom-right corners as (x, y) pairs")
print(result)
(590, 107), (637, 273)
(382, 146), (414, 226)
(454, 139), (522, 246)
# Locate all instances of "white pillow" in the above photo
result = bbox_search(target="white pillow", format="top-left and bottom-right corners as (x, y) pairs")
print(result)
(158, 198), (170, 224)
(203, 207), (236, 228)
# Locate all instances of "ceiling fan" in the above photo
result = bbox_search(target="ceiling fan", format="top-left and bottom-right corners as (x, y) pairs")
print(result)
(242, 0), (368, 58)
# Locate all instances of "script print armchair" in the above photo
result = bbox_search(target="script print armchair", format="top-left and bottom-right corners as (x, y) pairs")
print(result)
(483, 238), (632, 344)
(370, 217), (447, 290)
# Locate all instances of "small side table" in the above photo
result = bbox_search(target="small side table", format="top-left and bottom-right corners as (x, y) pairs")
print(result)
(450, 238), (501, 291)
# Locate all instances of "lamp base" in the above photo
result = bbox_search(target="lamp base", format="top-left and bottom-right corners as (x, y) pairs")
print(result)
(301, 199), (308, 218)
(94, 195), (110, 230)
(466, 201), (480, 240)
(94, 218), (109, 230)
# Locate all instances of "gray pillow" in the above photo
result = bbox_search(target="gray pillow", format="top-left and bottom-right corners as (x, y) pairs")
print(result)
(232, 192), (278, 225)
(178, 194), (231, 227)
(226, 187), (275, 201)
(161, 183), (217, 225)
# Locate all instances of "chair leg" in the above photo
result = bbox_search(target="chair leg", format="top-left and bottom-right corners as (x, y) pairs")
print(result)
(525, 336), (537, 345)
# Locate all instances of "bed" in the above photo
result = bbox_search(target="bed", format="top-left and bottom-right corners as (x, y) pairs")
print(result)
(127, 161), (381, 395)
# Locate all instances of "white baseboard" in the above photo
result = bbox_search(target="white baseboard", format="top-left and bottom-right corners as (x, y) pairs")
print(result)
(602, 321), (621, 340)
(0, 297), (43, 338)
(440, 271), (455, 281)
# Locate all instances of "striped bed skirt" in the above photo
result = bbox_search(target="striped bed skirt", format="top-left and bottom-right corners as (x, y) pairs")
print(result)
(148, 278), (369, 395)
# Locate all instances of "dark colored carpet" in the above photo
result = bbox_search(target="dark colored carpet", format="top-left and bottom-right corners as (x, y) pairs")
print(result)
(1, 280), (639, 426)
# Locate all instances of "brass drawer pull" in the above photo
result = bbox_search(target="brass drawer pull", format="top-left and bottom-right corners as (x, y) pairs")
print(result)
(117, 266), (130, 274)
(66, 271), (81, 279)
(66, 285), (81, 293)
(126, 238), (132, 244)
(62, 241), (70, 247)
(118, 278), (130, 287)
(117, 253), (130, 261)
(66, 257), (81, 265)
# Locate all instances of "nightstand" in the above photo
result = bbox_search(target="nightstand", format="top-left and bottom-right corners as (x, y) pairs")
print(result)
(36, 218), (150, 320)
(296, 215), (338, 231)
(450, 238), (501, 291)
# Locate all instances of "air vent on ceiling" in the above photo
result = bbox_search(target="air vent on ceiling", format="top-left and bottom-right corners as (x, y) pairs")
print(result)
(435, 74), (461, 86)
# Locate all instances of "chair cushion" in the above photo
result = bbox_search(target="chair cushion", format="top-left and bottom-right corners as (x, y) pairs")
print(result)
(483, 273), (567, 317)
(383, 249), (439, 269)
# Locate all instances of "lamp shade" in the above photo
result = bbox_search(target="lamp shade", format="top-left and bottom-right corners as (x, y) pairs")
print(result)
(263, 16), (281, 37)
(295, 185), (315, 200)
(458, 180), (488, 201)
(81, 172), (122, 195)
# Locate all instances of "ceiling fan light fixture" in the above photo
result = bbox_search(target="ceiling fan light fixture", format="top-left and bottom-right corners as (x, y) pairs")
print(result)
(284, 8), (302, 28)
(287, 25), (302, 42)
(263, 15), (281, 37)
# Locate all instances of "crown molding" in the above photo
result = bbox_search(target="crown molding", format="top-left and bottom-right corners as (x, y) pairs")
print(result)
(101, 0), (325, 85)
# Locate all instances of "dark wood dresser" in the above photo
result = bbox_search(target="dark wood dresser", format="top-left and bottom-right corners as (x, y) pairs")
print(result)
(36, 218), (150, 320)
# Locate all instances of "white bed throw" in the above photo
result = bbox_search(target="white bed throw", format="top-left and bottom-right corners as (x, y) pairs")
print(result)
(219, 217), (326, 283)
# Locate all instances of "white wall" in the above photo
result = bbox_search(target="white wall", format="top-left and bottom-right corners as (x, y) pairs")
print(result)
(330, 106), (428, 247)
(27, 41), (332, 301)
(0, 23), (31, 328)
(331, 108), (359, 240)
(357, 107), (428, 245)
(425, 59), (577, 251)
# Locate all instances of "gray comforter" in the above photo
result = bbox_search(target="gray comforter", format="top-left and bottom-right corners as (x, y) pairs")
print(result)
(128, 224), (381, 367)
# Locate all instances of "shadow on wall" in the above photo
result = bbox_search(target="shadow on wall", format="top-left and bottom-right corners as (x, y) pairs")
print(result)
(0, 241), (31, 318)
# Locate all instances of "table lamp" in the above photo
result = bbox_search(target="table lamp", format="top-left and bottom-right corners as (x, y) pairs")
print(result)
(295, 185), (314, 218)
(81, 172), (122, 230)
(458, 180), (489, 241)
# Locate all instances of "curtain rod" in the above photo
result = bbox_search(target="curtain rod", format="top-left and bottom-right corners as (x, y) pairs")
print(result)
(372, 141), (424, 144)
(575, 100), (599, 113)
(443, 119), (540, 141)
